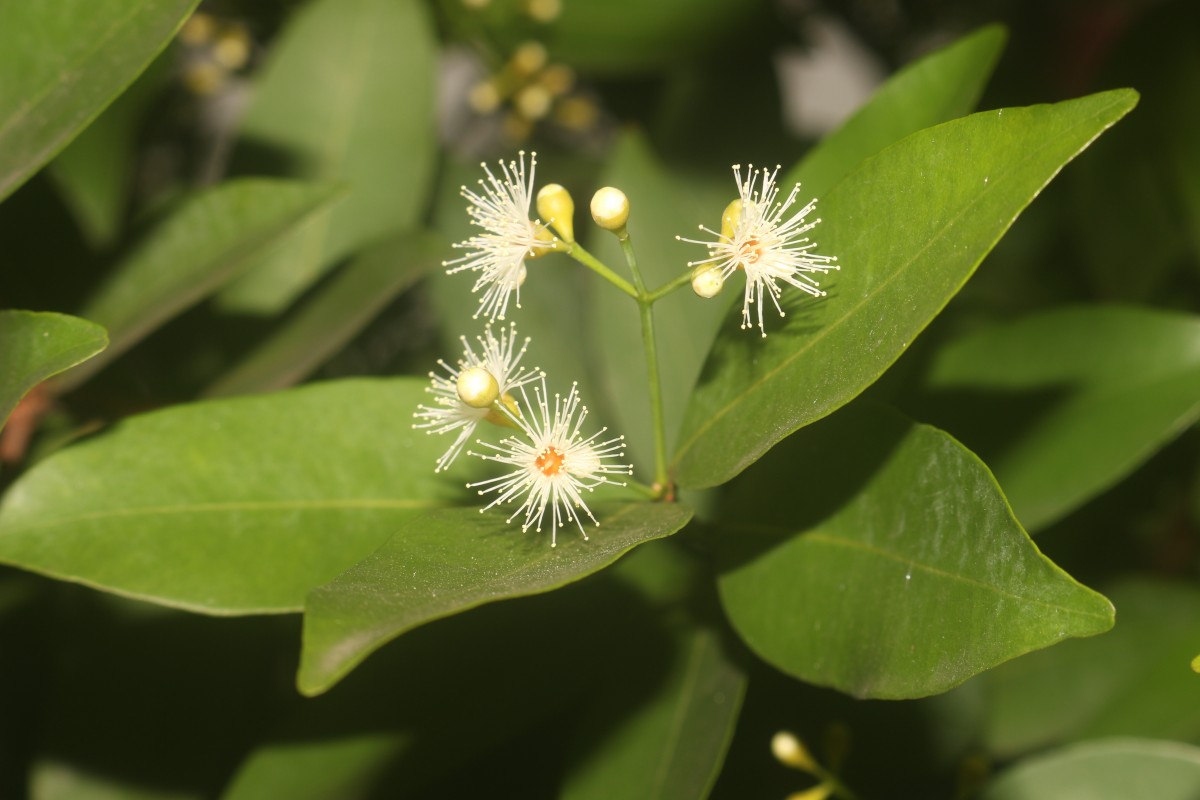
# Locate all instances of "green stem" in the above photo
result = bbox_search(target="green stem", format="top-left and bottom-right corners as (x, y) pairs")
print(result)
(565, 242), (638, 299)
(646, 269), (696, 303)
(617, 230), (671, 493)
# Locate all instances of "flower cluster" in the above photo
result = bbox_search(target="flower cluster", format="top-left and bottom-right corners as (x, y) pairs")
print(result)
(419, 151), (839, 546)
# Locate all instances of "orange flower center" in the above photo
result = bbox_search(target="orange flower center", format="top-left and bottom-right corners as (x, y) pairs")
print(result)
(736, 237), (764, 267)
(535, 446), (565, 476)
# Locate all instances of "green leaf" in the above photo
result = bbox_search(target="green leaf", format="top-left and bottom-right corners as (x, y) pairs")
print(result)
(561, 624), (745, 800)
(0, 311), (107, 432)
(0, 378), (472, 614)
(542, 0), (768, 75)
(218, 0), (437, 314)
(978, 579), (1200, 757)
(915, 306), (1200, 531)
(47, 55), (169, 249)
(298, 502), (694, 695)
(979, 739), (1200, 800)
(204, 232), (442, 398)
(0, 0), (200, 203)
(714, 402), (1113, 700)
(783, 24), (1007, 201)
(56, 179), (344, 392)
(673, 89), (1139, 489)
(588, 131), (731, 466)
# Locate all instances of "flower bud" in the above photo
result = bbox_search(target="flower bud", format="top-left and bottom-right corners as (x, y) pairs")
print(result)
(691, 266), (724, 298)
(720, 198), (743, 241)
(590, 187), (629, 231)
(537, 184), (575, 243)
(771, 731), (818, 773)
(456, 367), (500, 408)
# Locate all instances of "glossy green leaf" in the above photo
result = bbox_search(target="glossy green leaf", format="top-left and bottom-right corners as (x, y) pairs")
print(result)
(219, 0), (437, 313)
(918, 306), (1200, 531)
(57, 179), (344, 392)
(978, 579), (1200, 757)
(561, 624), (745, 800)
(783, 24), (1006, 200)
(714, 402), (1113, 700)
(979, 739), (1200, 800)
(673, 89), (1139, 489)
(0, 0), (199, 203)
(0, 311), (107, 432)
(0, 379), (474, 614)
(588, 131), (730, 466)
(47, 56), (168, 249)
(205, 232), (442, 398)
(298, 502), (694, 695)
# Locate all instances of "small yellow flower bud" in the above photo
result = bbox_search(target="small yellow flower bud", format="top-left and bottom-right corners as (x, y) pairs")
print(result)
(538, 64), (575, 95)
(771, 731), (819, 773)
(212, 28), (251, 71)
(179, 13), (216, 45)
(691, 266), (724, 298)
(468, 81), (501, 114)
(516, 84), (553, 120)
(512, 41), (548, 76)
(1192, 653), (1200, 673)
(720, 198), (743, 241)
(590, 187), (629, 231)
(537, 184), (575, 243)
(485, 392), (522, 428)
(526, 0), (561, 22)
(457, 367), (500, 408)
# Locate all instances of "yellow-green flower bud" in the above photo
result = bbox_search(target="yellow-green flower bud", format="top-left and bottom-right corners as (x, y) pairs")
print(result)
(456, 367), (500, 408)
(720, 198), (743, 241)
(691, 266), (724, 298)
(771, 730), (818, 773)
(537, 183), (575, 243)
(590, 187), (629, 231)
(484, 392), (522, 428)
(785, 786), (833, 800)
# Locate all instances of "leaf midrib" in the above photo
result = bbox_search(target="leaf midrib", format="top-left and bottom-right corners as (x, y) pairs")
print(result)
(672, 94), (1129, 474)
(726, 522), (1111, 621)
(3, 497), (443, 532)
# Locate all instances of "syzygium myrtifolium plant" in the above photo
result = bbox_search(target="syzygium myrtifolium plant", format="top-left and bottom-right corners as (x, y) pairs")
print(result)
(5, 5), (1199, 796)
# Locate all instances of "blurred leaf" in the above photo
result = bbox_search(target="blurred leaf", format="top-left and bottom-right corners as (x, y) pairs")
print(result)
(0, 0), (199, 203)
(227, 573), (666, 798)
(561, 624), (745, 800)
(0, 311), (107, 431)
(979, 739), (1200, 800)
(673, 89), (1139, 489)
(219, 0), (437, 314)
(978, 579), (1200, 757)
(297, 501), (694, 695)
(0, 379), (475, 614)
(57, 179), (344, 392)
(915, 306), (1200, 531)
(28, 595), (299, 800)
(47, 56), (169, 249)
(205, 231), (442, 398)
(714, 402), (1113, 700)
(542, 0), (769, 76)
(783, 24), (1007, 200)
(588, 131), (730, 466)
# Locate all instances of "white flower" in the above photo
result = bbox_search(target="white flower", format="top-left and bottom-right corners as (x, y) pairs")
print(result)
(468, 379), (631, 547)
(444, 151), (551, 321)
(678, 164), (838, 337)
(413, 323), (541, 472)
